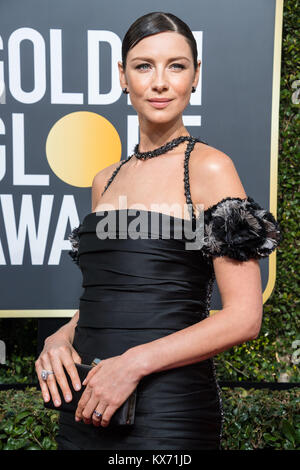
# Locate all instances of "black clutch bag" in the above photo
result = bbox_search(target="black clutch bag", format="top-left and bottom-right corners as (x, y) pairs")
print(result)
(44, 360), (137, 426)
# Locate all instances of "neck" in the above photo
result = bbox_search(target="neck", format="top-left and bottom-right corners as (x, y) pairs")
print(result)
(137, 118), (190, 153)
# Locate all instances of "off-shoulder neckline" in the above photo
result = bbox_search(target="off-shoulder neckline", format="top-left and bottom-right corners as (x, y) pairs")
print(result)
(82, 196), (251, 223)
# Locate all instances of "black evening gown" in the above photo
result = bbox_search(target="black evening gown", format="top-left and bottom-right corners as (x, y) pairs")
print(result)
(56, 138), (282, 450)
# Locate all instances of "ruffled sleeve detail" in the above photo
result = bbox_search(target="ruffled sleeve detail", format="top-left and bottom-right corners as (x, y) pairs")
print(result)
(202, 196), (282, 261)
(68, 225), (82, 266)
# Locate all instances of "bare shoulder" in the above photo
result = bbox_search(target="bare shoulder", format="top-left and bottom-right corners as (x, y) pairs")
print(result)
(190, 143), (247, 210)
(91, 161), (121, 211)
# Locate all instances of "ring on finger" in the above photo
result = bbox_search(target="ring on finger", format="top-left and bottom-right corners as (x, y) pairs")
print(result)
(41, 369), (55, 381)
(93, 410), (102, 419)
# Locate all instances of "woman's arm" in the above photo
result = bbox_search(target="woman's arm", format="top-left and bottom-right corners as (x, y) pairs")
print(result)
(126, 256), (262, 378)
(35, 310), (82, 405)
(36, 164), (120, 406)
(124, 148), (264, 378)
(44, 309), (79, 345)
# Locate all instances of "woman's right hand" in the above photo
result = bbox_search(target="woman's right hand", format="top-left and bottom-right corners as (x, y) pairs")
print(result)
(35, 332), (82, 406)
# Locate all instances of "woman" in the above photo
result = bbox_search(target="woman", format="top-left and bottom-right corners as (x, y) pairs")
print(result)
(35, 12), (282, 450)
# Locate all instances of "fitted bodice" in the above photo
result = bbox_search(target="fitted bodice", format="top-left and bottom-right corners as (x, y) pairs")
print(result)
(76, 207), (214, 330)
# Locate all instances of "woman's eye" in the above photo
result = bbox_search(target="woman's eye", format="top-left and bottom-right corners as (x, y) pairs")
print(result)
(171, 63), (185, 69)
(136, 63), (151, 70)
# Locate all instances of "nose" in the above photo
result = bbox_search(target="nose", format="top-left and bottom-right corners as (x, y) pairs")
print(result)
(151, 66), (169, 92)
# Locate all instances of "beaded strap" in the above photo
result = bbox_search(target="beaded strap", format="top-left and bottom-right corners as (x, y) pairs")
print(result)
(100, 156), (133, 197)
(183, 137), (208, 225)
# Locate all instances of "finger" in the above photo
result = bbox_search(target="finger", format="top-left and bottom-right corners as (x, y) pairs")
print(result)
(82, 368), (96, 386)
(40, 354), (62, 407)
(61, 355), (82, 394)
(81, 393), (105, 423)
(35, 360), (51, 402)
(82, 362), (103, 386)
(75, 385), (92, 422)
(92, 405), (107, 427)
(99, 404), (118, 427)
(71, 347), (82, 365)
(50, 356), (74, 403)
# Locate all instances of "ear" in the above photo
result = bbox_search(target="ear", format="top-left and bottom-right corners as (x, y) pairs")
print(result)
(118, 60), (128, 90)
(192, 59), (201, 89)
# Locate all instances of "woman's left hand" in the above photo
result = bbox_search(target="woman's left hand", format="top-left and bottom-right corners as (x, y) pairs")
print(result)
(74, 352), (142, 427)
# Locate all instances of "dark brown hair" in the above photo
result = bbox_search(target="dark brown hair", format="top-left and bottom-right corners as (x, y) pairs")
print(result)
(122, 12), (198, 72)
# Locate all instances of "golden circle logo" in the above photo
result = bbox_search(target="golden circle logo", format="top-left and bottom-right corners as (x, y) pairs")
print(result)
(46, 111), (122, 187)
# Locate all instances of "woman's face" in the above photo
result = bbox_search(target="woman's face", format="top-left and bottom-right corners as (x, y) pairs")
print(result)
(118, 31), (200, 124)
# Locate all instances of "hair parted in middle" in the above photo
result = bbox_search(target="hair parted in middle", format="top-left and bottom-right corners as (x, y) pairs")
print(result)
(121, 12), (199, 73)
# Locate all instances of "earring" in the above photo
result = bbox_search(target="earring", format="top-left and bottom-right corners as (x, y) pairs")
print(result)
(122, 87), (129, 94)
(191, 86), (196, 93)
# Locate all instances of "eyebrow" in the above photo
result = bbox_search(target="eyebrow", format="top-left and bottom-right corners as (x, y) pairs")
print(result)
(130, 56), (191, 62)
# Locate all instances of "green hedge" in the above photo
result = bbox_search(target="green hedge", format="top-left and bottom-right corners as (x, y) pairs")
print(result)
(0, 388), (58, 450)
(216, 0), (300, 383)
(0, 386), (299, 450)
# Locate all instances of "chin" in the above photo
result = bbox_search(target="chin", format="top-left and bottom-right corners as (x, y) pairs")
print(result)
(143, 112), (178, 124)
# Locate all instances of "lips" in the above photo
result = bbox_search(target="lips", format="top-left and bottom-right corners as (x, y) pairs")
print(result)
(148, 98), (172, 102)
(147, 98), (173, 109)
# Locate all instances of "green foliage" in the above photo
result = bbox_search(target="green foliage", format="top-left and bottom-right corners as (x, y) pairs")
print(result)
(0, 386), (298, 450)
(0, 355), (37, 384)
(0, 388), (58, 450)
(216, 0), (300, 383)
(221, 387), (300, 450)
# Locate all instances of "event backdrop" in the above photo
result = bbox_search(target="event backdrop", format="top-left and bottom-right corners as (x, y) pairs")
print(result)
(0, 0), (283, 318)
